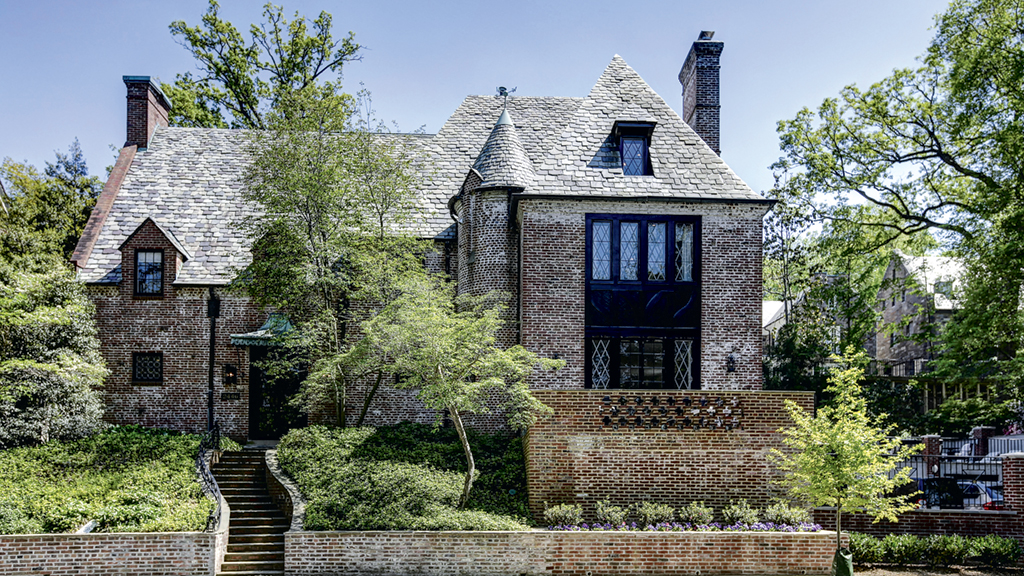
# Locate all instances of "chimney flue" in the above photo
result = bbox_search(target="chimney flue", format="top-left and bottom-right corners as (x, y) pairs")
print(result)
(123, 76), (172, 149)
(679, 32), (723, 155)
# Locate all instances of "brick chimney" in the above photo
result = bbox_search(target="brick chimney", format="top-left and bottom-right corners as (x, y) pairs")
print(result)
(123, 76), (172, 149)
(679, 31), (723, 155)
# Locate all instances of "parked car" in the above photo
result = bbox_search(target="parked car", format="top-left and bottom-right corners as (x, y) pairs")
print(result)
(958, 480), (1005, 510)
(891, 478), (963, 509)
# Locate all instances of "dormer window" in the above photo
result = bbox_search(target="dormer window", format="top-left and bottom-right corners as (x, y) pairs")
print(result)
(135, 249), (164, 296)
(614, 121), (655, 176)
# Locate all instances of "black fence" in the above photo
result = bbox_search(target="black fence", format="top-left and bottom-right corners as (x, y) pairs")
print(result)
(196, 423), (223, 532)
(890, 455), (1003, 510)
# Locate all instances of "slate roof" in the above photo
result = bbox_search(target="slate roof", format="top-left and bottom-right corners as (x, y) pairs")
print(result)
(77, 55), (763, 286)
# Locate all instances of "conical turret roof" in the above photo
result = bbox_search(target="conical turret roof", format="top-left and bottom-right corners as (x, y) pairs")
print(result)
(471, 108), (535, 190)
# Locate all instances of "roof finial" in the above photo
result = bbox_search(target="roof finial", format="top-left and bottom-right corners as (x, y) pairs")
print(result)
(496, 86), (516, 111)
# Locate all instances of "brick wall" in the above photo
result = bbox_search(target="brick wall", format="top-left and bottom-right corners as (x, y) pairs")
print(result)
(0, 532), (220, 576)
(525, 389), (813, 519)
(679, 38), (723, 155)
(519, 200), (767, 391)
(283, 530), (843, 576)
(90, 221), (263, 440)
(125, 78), (170, 149)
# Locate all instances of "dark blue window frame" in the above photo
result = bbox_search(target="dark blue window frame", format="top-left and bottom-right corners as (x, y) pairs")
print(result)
(616, 122), (654, 176)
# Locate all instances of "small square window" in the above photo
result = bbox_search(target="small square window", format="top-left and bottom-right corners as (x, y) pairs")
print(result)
(614, 122), (655, 176)
(135, 250), (164, 296)
(133, 352), (163, 384)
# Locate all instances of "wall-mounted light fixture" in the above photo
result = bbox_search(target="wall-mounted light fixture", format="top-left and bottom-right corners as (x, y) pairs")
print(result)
(223, 364), (238, 386)
(726, 354), (737, 372)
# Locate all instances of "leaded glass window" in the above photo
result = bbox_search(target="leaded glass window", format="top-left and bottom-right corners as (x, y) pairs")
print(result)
(136, 250), (163, 296)
(591, 338), (611, 389)
(648, 222), (666, 281)
(675, 223), (694, 282)
(674, 340), (694, 389)
(621, 136), (646, 175)
(620, 222), (639, 281)
(619, 339), (663, 388)
(592, 221), (611, 280)
(133, 352), (163, 384)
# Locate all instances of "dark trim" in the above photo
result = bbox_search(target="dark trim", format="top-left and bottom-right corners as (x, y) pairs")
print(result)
(133, 248), (165, 298)
(512, 193), (775, 217)
(131, 351), (164, 385)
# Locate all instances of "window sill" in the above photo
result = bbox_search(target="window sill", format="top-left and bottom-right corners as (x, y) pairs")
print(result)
(132, 295), (165, 300)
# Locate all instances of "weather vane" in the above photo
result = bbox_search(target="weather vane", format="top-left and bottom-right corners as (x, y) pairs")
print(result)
(496, 86), (516, 109)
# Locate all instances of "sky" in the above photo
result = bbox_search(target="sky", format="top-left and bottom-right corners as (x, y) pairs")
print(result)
(0, 0), (948, 195)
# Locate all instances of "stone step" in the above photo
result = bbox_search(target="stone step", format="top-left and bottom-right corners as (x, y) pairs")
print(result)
(219, 560), (285, 572)
(220, 487), (270, 495)
(223, 550), (285, 564)
(218, 480), (267, 488)
(229, 503), (279, 512)
(231, 516), (286, 526)
(215, 572), (283, 576)
(228, 534), (285, 545)
(229, 524), (289, 536)
(227, 542), (285, 554)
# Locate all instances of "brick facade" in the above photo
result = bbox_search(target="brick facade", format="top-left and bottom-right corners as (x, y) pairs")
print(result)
(282, 530), (845, 576)
(124, 77), (170, 149)
(679, 35), (723, 155)
(524, 389), (813, 519)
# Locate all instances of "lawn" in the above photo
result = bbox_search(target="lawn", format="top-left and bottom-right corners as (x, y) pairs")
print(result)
(0, 425), (234, 534)
(276, 422), (531, 530)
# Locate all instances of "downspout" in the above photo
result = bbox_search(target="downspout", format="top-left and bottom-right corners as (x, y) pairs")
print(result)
(207, 287), (221, 431)
(509, 188), (522, 345)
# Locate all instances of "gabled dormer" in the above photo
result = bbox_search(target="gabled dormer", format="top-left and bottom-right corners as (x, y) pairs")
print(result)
(117, 217), (191, 299)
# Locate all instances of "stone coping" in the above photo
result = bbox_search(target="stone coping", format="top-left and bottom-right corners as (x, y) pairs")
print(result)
(814, 506), (1017, 516)
(265, 448), (306, 532)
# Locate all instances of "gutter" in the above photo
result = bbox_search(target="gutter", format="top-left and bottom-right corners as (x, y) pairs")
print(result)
(509, 193), (776, 216)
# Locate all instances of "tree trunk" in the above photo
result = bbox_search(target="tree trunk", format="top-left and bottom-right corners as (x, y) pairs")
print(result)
(335, 374), (346, 428)
(449, 406), (475, 509)
(835, 502), (842, 551)
(356, 370), (384, 427)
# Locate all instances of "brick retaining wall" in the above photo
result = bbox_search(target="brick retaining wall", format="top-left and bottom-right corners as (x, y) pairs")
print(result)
(283, 529), (845, 576)
(813, 508), (1022, 542)
(525, 389), (813, 519)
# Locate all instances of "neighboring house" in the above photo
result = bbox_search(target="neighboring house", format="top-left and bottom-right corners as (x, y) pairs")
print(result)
(71, 33), (770, 441)
(876, 249), (966, 407)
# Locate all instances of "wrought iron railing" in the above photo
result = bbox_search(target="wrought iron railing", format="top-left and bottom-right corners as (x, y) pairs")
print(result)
(889, 455), (1003, 510)
(196, 423), (223, 532)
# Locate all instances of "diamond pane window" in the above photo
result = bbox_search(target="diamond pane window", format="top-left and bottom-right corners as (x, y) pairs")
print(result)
(621, 136), (646, 175)
(591, 338), (611, 389)
(592, 222), (611, 280)
(648, 222), (666, 281)
(674, 340), (694, 389)
(133, 352), (163, 384)
(619, 339), (641, 387)
(136, 250), (163, 296)
(675, 223), (694, 282)
(620, 222), (639, 281)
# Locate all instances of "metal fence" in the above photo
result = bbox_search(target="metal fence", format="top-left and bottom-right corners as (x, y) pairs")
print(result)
(196, 423), (223, 532)
(891, 455), (1003, 510)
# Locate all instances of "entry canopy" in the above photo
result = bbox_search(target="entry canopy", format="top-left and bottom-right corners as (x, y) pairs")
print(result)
(230, 313), (294, 346)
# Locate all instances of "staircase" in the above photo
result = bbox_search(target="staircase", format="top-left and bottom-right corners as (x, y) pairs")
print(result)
(212, 451), (288, 576)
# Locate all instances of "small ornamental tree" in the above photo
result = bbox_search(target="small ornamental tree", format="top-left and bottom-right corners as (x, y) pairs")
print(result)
(770, 347), (921, 553)
(361, 275), (563, 508)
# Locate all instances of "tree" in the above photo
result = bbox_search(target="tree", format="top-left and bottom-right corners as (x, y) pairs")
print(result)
(770, 348), (921, 555)
(0, 140), (102, 268)
(360, 276), (563, 508)
(0, 267), (108, 448)
(164, 1), (360, 129)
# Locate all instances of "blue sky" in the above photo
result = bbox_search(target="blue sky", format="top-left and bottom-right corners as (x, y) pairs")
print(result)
(0, 0), (946, 194)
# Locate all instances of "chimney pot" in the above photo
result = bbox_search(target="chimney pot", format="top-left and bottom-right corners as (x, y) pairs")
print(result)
(123, 76), (173, 149)
(679, 32), (724, 155)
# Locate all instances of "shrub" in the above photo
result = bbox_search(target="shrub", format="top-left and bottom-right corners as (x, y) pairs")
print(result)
(722, 499), (759, 525)
(924, 534), (972, 567)
(971, 534), (1022, 567)
(849, 532), (883, 564)
(0, 502), (42, 535)
(277, 423), (531, 530)
(543, 503), (583, 527)
(594, 500), (627, 525)
(632, 501), (675, 526)
(761, 501), (810, 526)
(676, 501), (714, 525)
(881, 533), (927, 565)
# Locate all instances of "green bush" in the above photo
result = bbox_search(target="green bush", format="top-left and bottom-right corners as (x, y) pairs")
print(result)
(722, 499), (759, 525)
(277, 423), (530, 530)
(849, 532), (883, 564)
(925, 534), (972, 567)
(761, 501), (810, 526)
(594, 500), (627, 525)
(543, 503), (583, 527)
(882, 533), (927, 565)
(0, 425), (213, 534)
(677, 501), (714, 525)
(971, 534), (1022, 567)
(633, 501), (675, 526)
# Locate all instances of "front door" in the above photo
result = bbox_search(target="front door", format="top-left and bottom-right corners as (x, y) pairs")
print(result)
(248, 346), (308, 440)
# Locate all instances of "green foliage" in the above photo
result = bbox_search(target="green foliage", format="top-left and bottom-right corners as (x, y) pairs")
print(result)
(852, 532), (1021, 567)
(676, 501), (714, 525)
(0, 426), (214, 534)
(923, 396), (1016, 436)
(848, 532), (884, 563)
(542, 503), (583, 527)
(277, 423), (530, 530)
(971, 533), (1023, 567)
(0, 268), (107, 447)
(761, 501), (810, 526)
(862, 376), (926, 434)
(632, 501), (675, 526)
(722, 499), (759, 525)
(925, 534), (973, 567)
(164, 1), (360, 129)
(881, 533), (927, 565)
(594, 500), (627, 525)
(770, 348), (921, 550)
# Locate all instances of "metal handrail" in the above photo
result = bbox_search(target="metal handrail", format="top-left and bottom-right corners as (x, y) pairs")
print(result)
(196, 422), (223, 532)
